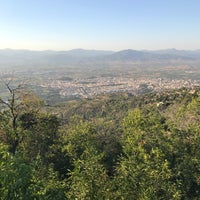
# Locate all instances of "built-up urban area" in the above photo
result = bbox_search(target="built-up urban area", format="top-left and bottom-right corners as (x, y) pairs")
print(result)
(41, 76), (200, 98)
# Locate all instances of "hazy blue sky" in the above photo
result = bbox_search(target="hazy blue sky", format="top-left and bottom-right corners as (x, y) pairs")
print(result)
(0, 0), (200, 50)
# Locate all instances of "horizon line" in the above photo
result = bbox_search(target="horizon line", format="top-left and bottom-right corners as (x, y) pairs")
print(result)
(1, 47), (200, 52)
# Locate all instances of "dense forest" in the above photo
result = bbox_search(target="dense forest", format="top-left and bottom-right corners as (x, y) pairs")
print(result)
(1, 84), (200, 199)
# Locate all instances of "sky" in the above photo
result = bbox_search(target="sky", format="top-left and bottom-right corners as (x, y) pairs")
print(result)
(0, 0), (200, 51)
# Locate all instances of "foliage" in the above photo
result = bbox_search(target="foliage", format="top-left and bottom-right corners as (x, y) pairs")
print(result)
(1, 87), (200, 199)
(112, 109), (180, 200)
(67, 146), (109, 200)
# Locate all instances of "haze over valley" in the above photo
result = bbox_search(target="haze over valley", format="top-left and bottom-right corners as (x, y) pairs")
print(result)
(1, 48), (200, 103)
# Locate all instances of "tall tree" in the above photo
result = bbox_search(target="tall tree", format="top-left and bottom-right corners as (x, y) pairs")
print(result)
(113, 109), (180, 199)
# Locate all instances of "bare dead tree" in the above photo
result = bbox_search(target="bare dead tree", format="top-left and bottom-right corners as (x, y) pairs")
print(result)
(0, 82), (24, 154)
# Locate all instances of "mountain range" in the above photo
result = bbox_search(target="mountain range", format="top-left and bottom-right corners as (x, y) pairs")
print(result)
(0, 48), (200, 68)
